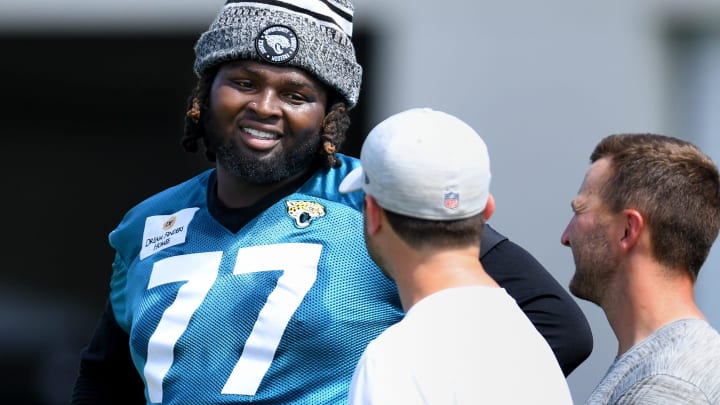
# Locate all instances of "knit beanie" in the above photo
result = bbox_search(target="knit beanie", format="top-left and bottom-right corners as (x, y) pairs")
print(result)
(194, 0), (362, 108)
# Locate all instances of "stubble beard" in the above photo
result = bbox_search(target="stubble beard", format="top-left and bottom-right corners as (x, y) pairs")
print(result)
(568, 227), (617, 306)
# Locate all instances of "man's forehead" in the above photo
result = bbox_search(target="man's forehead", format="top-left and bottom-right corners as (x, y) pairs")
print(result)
(583, 158), (611, 190)
(572, 159), (612, 208)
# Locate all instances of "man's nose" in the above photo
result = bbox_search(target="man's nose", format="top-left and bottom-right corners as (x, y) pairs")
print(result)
(249, 89), (281, 118)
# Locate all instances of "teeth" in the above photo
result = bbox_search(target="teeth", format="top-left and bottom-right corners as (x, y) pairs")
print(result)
(244, 127), (277, 140)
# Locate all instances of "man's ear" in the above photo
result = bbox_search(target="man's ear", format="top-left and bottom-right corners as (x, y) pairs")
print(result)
(483, 193), (496, 221)
(620, 208), (644, 251)
(364, 195), (383, 235)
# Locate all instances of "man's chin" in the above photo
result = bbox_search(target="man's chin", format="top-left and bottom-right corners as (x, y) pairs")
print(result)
(227, 158), (316, 185)
(569, 276), (589, 300)
(215, 138), (319, 184)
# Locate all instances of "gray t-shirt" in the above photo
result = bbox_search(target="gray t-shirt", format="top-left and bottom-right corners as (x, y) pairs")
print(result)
(586, 318), (720, 404)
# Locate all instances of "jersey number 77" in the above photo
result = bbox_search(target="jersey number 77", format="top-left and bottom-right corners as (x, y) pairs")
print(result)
(141, 243), (322, 403)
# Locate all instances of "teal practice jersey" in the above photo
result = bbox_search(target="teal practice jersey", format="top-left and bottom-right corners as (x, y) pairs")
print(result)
(107, 155), (403, 404)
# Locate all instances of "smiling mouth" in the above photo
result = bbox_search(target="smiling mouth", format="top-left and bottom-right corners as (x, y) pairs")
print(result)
(244, 127), (279, 140)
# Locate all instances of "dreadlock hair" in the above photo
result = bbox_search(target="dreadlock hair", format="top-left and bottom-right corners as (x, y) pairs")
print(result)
(181, 67), (351, 169)
(182, 66), (217, 163)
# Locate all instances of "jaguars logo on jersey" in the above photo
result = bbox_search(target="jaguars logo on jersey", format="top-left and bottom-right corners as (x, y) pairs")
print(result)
(286, 200), (326, 228)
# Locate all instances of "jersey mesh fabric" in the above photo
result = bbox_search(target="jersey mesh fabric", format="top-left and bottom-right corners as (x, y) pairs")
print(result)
(108, 155), (404, 404)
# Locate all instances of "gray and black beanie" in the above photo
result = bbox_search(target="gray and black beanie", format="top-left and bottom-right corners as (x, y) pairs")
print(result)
(194, 0), (362, 108)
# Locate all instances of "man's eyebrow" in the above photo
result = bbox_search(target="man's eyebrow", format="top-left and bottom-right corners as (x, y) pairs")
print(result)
(283, 78), (316, 90)
(571, 198), (589, 213)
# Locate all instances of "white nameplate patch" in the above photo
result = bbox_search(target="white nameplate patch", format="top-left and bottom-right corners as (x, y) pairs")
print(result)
(140, 207), (200, 260)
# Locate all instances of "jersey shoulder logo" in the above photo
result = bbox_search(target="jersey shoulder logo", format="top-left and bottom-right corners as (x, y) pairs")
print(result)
(286, 200), (326, 228)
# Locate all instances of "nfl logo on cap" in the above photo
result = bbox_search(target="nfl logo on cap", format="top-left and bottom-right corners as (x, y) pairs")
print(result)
(444, 191), (459, 210)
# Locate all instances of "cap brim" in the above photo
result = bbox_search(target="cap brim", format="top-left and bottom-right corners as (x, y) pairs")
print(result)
(339, 167), (365, 193)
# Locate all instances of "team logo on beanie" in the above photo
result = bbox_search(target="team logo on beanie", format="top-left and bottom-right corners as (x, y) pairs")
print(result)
(256, 25), (299, 64)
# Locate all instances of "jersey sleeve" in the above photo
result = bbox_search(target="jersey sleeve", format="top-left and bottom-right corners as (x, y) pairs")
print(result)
(480, 224), (593, 376)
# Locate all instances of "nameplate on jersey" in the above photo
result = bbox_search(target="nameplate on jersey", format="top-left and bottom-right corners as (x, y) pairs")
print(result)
(140, 207), (200, 260)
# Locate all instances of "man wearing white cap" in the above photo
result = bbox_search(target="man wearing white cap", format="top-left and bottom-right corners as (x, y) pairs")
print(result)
(342, 108), (573, 404)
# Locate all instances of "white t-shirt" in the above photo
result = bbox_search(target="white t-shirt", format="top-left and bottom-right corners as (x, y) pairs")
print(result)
(347, 286), (573, 404)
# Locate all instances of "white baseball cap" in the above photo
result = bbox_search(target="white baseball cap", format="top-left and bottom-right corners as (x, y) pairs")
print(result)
(339, 107), (491, 220)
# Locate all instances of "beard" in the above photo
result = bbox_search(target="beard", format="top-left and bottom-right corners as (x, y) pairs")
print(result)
(213, 136), (320, 185)
(568, 224), (618, 306)
(204, 110), (322, 184)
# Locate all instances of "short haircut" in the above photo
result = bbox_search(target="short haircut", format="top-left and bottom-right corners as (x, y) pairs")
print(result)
(591, 133), (720, 279)
(383, 209), (486, 250)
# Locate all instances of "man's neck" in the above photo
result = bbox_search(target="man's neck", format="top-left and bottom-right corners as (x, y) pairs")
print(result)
(604, 264), (703, 356)
(215, 165), (313, 209)
(394, 247), (498, 312)
(207, 166), (317, 233)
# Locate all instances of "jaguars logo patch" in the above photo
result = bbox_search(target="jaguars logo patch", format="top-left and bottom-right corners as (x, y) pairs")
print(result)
(286, 200), (326, 228)
(256, 25), (298, 64)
